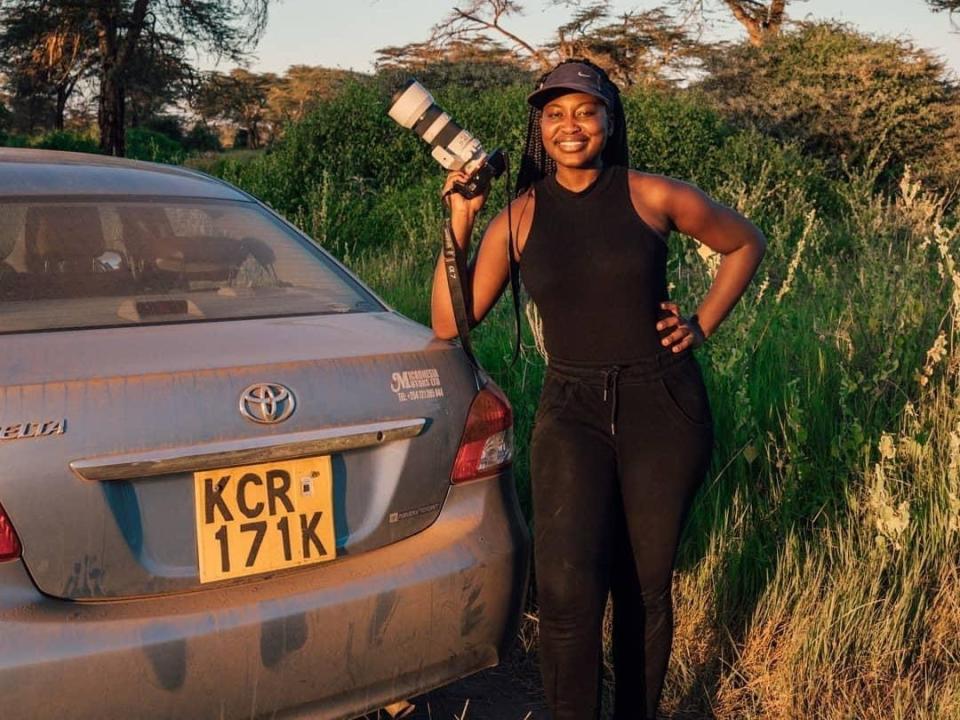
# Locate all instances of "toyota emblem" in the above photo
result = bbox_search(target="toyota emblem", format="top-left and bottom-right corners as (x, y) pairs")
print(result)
(239, 383), (296, 424)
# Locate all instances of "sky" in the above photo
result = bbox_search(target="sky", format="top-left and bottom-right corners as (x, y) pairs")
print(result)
(198, 0), (960, 77)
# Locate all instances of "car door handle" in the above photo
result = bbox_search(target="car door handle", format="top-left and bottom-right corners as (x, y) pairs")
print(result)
(69, 418), (427, 481)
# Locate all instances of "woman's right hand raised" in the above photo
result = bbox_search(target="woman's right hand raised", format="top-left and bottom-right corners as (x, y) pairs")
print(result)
(442, 170), (489, 223)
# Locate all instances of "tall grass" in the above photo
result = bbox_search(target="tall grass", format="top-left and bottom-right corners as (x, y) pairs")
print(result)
(208, 79), (960, 718)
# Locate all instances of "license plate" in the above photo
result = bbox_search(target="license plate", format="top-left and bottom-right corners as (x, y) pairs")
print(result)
(194, 456), (336, 583)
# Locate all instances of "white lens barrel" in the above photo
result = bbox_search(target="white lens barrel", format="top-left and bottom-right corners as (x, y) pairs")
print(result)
(387, 81), (435, 129)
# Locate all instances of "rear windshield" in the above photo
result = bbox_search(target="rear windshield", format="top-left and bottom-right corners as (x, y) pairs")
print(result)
(0, 197), (382, 333)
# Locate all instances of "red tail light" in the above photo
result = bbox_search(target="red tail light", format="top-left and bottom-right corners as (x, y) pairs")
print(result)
(451, 385), (514, 483)
(0, 502), (21, 561)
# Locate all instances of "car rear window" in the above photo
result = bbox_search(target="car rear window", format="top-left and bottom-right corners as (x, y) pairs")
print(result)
(0, 197), (382, 333)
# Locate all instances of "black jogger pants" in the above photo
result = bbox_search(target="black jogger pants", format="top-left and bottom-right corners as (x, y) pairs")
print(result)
(530, 347), (714, 720)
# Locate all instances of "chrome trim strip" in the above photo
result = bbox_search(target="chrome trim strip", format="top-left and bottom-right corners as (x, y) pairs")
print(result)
(70, 418), (427, 481)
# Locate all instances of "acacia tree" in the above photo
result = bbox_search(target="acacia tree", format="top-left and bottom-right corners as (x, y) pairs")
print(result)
(548, 5), (702, 87)
(379, 0), (703, 88)
(195, 68), (276, 148)
(0, 1), (97, 131)
(90, 0), (270, 155)
(672, 0), (805, 45)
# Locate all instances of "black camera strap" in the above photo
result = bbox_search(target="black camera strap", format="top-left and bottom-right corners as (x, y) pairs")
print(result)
(441, 217), (479, 366)
(440, 154), (521, 370)
(440, 217), (521, 370)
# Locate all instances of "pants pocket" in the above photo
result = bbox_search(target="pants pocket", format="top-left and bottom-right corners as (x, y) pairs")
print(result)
(534, 374), (575, 425)
(658, 356), (712, 427)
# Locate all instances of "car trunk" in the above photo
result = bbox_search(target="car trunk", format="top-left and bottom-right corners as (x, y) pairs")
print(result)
(0, 312), (479, 600)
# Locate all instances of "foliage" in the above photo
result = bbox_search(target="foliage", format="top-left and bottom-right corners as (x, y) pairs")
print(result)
(546, 4), (704, 87)
(266, 65), (359, 128)
(125, 127), (185, 164)
(182, 121), (222, 153)
(380, 0), (706, 88)
(29, 129), (99, 153)
(698, 21), (960, 191)
(671, 0), (792, 46)
(0, 0), (97, 132)
(195, 68), (277, 148)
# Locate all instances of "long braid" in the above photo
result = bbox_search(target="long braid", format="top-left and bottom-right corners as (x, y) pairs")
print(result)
(514, 58), (628, 199)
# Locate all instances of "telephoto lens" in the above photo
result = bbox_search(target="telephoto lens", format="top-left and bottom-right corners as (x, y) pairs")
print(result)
(387, 79), (505, 198)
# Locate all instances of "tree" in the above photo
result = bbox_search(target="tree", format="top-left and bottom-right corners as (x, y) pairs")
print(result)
(0, 1), (270, 155)
(698, 22), (960, 187)
(195, 68), (276, 149)
(672, 0), (804, 46)
(377, 1), (703, 89)
(89, 0), (270, 156)
(0, 1), (97, 131)
(376, 37), (531, 91)
(266, 65), (357, 129)
(927, 0), (960, 28)
(547, 4), (702, 87)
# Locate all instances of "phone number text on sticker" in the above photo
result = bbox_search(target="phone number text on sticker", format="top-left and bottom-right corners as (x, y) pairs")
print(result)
(391, 368), (444, 402)
(194, 456), (336, 584)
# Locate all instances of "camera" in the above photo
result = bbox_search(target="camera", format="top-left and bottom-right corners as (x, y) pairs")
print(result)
(388, 79), (506, 199)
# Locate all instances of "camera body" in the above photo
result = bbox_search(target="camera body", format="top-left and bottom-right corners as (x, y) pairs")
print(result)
(388, 79), (505, 199)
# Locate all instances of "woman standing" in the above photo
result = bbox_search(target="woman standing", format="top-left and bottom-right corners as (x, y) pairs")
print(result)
(431, 59), (766, 720)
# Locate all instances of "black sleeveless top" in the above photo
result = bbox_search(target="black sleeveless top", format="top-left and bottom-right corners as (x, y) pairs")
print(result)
(519, 164), (670, 364)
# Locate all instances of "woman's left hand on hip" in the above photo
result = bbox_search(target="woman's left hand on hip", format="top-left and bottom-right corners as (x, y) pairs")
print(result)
(656, 301), (706, 352)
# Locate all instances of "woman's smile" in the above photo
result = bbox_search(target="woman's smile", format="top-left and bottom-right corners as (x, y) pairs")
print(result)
(540, 91), (610, 170)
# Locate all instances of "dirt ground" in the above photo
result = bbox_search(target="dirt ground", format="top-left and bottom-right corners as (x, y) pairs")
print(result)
(359, 625), (550, 720)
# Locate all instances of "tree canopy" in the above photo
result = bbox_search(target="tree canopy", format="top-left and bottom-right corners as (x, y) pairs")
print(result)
(0, 0), (272, 155)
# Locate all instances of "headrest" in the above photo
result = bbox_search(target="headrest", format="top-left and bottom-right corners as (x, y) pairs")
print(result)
(25, 206), (105, 272)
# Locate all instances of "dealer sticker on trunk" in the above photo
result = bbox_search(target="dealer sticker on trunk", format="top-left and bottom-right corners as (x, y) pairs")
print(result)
(390, 368), (444, 402)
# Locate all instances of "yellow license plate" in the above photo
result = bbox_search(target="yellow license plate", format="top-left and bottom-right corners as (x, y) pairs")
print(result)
(194, 456), (336, 583)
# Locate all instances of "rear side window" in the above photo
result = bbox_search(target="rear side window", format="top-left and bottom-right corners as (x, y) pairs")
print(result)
(0, 198), (382, 333)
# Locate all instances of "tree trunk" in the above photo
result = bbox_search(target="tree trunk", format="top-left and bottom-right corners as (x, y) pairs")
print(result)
(95, 0), (151, 156)
(55, 87), (67, 131)
(98, 66), (126, 155)
(724, 0), (786, 46)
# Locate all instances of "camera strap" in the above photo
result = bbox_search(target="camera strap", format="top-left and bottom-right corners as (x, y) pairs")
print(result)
(441, 218), (478, 366)
(440, 153), (522, 370)
(441, 215), (521, 370)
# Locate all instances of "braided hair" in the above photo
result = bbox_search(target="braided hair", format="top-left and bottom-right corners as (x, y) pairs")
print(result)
(514, 58), (629, 198)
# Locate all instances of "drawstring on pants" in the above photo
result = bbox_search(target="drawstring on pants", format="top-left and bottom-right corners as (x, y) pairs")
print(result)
(602, 366), (621, 435)
(545, 347), (691, 439)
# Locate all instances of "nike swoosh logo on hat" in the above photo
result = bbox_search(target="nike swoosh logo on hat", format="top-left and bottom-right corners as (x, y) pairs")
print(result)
(577, 71), (592, 78)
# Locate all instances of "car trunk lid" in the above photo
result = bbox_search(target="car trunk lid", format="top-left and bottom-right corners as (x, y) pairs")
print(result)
(0, 313), (478, 600)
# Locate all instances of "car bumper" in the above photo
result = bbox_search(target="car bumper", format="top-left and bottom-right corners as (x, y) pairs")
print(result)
(0, 474), (531, 720)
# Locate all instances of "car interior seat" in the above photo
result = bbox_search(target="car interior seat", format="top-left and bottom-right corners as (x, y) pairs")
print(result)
(23, 205), (131, 298)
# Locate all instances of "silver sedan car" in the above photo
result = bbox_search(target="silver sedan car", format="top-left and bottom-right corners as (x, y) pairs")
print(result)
(0, 148), (530, 720)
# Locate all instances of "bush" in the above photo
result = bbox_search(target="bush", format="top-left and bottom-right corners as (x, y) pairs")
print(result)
(698, 21), (960, 190)
(126, 127), (186, 164)
(183, 121), (222, 153)
(30, 130), (100, 154)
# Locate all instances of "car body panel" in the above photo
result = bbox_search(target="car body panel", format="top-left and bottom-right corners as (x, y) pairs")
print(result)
(0, 476), (531, 720)
(0, 149), (531, 719)
(0, 313), (481, 599)
(0, 148), (247, 200)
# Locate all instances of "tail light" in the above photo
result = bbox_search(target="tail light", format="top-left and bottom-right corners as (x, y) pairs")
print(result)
(0, 502), (21, 561)
(451, 385), (514, 483)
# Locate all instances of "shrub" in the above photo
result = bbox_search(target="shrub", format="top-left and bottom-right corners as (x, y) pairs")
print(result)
(30, 130), (99, 154)
(126, 127), (186, 164)
(698, 21), (960, 191)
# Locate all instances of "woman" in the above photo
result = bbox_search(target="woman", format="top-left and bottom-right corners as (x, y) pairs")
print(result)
(430, 59), (766, 720)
